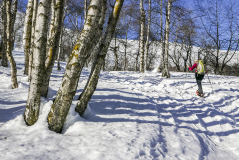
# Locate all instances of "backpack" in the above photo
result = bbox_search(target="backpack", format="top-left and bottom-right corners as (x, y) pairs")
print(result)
(197, 60), (205, 75)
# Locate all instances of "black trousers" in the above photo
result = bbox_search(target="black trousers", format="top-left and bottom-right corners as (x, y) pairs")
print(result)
(196, 79), (203, 94)
(195, 73), (204, 94)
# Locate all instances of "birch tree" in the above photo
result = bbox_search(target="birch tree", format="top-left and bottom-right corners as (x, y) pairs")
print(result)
(10, 0), (18, 50)
(28, 0), (38, 81)
(1, 0), (8, 67)
(24, 0), (52, 126)
(144, 0), (151, 71)
(23, 0), (34, 75)
(75, 0), (124, 116)
(84, 0), (88, 23)
(162, 0), (172, 78)
(41, 0), (66, 98)
(139, 0), (145, 73)
(158, 0), (164, 72)
(135, 29), (140, 71)
(47, 0), (104, 133)
(57, 7), (67, 71)
(48, 0), (56, 40)
(5, 0), (18, 89)
(113, 33), (118, 71)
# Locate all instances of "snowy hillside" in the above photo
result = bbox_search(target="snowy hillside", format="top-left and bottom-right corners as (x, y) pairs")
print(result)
(0, 51), (239, 159)
(106, 39), (239, 71)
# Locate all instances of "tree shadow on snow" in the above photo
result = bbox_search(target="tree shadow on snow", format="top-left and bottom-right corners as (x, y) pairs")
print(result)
(0, 101), (26, 122)
(83, 88), (159, 125)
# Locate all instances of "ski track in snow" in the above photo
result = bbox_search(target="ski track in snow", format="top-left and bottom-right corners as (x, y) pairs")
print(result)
(107, 71), (239, 159)
(0, 51), (239, 159)
(99, 70), (239, 159)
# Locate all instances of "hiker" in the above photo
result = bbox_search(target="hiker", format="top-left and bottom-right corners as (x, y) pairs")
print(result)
(188, 59), (207, 97)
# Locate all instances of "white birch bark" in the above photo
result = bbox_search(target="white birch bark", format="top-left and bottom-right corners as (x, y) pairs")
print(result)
(83, 1), (108, 68)
(10, 0), (18, 50)
(144, 0), (151, 71)
(1, 0), (8, 67)
(47, 0), (104, 133)
(5, 0), (18, 89)
(48, 0), (56, 40)
(24, 0), (52, 126)
(41, 0), (66, 98)
(23, 0), (34, 75)
(135, 29), (141, 71)
(10, 0), (18, 27)
(123, 26), (129, 71)
(139, 0), (145, 73)
(158, 0), (164, 72)
(57, 8), (67, 71)
(57, 32), (62, 71)
(75, 0), (124, 116)
(84, 0), (88, 23)
(162, 0), (172, 78)
(113, 34), (118, 71)
(28, 0), (38, 82)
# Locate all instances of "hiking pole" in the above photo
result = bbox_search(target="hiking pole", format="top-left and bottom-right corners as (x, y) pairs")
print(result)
(207, 73), (214, 94)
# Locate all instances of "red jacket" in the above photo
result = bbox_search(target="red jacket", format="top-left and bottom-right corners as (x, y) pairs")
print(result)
(189, 63), (197, 71)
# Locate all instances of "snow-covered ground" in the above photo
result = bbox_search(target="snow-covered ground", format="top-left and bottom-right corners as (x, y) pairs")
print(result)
(0, 51), (239, 160)
(106, 39), (239, 71)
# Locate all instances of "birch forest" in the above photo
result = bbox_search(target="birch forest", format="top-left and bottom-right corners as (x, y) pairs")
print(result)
(1, 0), (239, 133)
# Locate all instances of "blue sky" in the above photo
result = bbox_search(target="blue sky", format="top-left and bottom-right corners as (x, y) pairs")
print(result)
(19, 0), (239, 49)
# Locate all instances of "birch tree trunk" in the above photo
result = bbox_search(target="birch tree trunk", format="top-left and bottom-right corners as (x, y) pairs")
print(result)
(123, 33), (128, 71)
(75, 0), (124, 116)
(139, 0), (145, 73)
(84, 0), (88, 23)
(41, 0), (66, 98)
(47, 0), (104, 133)
(1, 40), (8, 67)
(5, 0), (18, 89)
(158, 0), (164, 72)
(162, 0), (171, 78)
(57, 39), (62, 70)
(23, 0), (34, 75)
(84, 1), (108, 67)
(144, 0), (151, 71)
(1, 0), (8, 67)
(28, 0), (38, 82)
(57, 7), (67, 71)
(113, 34), (118, 71)
(10, 0), (18, 51)
(48, 0), (56, 40)
(1, 41), (8, 67)
(135, 31), (141, 71)
(57, 25), (65, 71)
(24, 0), (52, 126)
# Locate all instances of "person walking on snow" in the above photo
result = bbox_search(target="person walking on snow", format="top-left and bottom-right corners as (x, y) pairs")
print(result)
(188, 59), (207, 97)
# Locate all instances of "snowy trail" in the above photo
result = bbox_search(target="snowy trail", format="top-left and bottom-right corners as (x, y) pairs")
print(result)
(1, 51), (239, 159)
(106, 71), (239, 159)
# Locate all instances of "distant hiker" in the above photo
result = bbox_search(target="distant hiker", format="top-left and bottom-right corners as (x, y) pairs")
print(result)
(188, 59), (207, 97)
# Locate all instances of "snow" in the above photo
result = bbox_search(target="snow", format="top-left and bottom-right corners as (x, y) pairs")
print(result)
(1, 51), (239, 159)
(106, 39), (239, 72)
